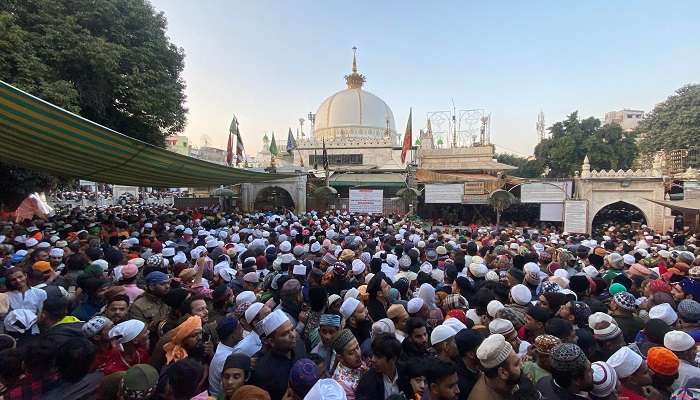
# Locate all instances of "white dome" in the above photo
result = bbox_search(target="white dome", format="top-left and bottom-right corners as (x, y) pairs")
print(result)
(314, 88), (396, 142)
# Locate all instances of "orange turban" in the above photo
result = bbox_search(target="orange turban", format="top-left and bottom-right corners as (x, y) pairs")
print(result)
(163, 315), (202, 364)
(231, 385), (271, 400)
(32, 261), (51, 273)
(647, 346), (679, 376)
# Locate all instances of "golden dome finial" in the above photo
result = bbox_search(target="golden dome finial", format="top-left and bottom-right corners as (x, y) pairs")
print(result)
(344, 46), (366, 89)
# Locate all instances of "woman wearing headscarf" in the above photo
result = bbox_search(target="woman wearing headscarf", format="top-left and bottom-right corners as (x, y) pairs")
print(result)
(418, 283), (444, 328)
(102, 319), (150, 375)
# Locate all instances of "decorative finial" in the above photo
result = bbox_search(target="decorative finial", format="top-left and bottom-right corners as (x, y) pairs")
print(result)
(344, 46), (366, 89)
(352, 46), (357, 73)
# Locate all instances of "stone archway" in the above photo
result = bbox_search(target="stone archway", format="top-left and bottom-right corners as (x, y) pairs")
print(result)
(253, 186), (295, 211)
(591, 201), (648, 233)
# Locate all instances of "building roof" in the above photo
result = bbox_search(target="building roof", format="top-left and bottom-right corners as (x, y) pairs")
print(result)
(0, 81), (288, 187)
(329, 173), (406, 187)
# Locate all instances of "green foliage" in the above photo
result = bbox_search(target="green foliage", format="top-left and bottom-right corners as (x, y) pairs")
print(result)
(0, 0), (187, 206)
(534, 112), (638, 177)
(637, 84), (700, 153)
(496, 153), (545, 178)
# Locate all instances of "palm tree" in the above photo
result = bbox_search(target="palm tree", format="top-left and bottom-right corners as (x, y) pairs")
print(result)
(488, 189), (516, 227)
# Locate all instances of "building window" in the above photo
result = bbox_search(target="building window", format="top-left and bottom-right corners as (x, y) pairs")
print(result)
(309, 154), (363, 166)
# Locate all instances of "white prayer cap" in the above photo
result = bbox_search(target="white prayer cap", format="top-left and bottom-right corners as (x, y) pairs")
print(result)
(420, 262), (433, 274)
(489, 318), (515, 336)
(476, 334), (512, 369)
(553, 269), (569, 279)
(236, 291), (256, 306)
(206, 239), (219, 248)
(649, 303), (678, 326)
(4, 309), (37, 334)
(606, 346), (643, 379)
(108, 319), (145, 344)
(485, 270), (499, 282)
(173, 252), (187, 264)
(243, 272), (259, 284)
(340, 298), (360, 320)
(162, 247), (175, 257)
(583, 266), (599, 278)
(591, 361), (618, 398)
(622, 254), (636, 265)
(510, 284), (532, 305)
(327, 294), (341, 308)
(49, 248), (64, 258)
(524, 262), (540, 274)
(244, 302), (264, 324)
(293, 263), (306, 276)
(93, 259), (109, 272)
(304, 378), (347, 400)
(664, 330), (695, 352)
(443, 315), (467, 333)
(25, 238), (38, 248)
(487, 300), (504, 318)
(36, 242), (50, 249)
(279, 241), (292, 252)
(407, 298), (425, 314)
(468, 263), (488, 278)
(430, 324), (456, 346)
(351, 259), (366, 275)
(261, 309), (290, 336)
(218, 267), (236, 283)
(344, 288), (359, 301)
(310, 241), (321, 253)
(588, 312), (614, 330)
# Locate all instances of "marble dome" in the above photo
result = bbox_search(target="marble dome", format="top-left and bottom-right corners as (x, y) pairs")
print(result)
(312, 52), (397, 143)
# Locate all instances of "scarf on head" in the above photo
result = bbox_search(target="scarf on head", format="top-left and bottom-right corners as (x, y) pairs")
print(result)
(163, 315), (201, 365)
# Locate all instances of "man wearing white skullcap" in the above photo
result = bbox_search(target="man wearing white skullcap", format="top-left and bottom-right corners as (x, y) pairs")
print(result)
(509, 284), (532, 310)
(606, 346), (652, 398)
(431, 324), (458, 362)
(648, 303), (678, 326)
(304, 378), (347, 400)
(487, 300), (504, 318)
(232, 302), (270, 357)
(104, 319), (149, 374)
(235, 291), (256, 306)
(407, 298), (428, 320)
(663, 330), (700, 390)
(469, 334), (522, 400)
(251, 309), (300, 400)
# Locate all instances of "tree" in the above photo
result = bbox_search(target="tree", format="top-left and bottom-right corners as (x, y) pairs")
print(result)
(534, 112), (638, 177)
(0, 0), (187, 207)
(496, 153), (545, 178)
(637, 84), (700, 153)
(489, 189), (516, 227)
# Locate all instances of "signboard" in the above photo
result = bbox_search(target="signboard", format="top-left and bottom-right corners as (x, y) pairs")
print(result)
(463, 181), (485, 195)
(424, 184), (463, 204)
(349, 189), (383, 214)
(113, 185), (139, 200)
(521, 181), (572, 203)
(563, 200), (588, 233)
(540, 203), (564, 222)
(685, 181), (700, 200)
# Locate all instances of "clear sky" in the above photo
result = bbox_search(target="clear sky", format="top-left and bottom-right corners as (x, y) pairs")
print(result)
(150, 0), (699, 157)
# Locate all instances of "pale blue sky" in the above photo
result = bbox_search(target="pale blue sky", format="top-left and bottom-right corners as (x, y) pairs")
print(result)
(150, 0), (699, 156)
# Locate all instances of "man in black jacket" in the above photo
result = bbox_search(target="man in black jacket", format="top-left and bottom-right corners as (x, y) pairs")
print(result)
(454, 329), (484, 400)
(355, 334), (403, 400)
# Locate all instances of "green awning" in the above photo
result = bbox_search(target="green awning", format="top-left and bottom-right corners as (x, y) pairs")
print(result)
(0, 81), (289, 187)
(329, 173), (406, 188)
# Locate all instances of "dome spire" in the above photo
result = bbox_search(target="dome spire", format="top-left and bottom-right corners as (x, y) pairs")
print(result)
(344, 46), (366, 89)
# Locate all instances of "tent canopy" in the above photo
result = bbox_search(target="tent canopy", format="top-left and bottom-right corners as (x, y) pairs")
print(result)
(646, 198), (700, 214)
(0, 81), (289, 187)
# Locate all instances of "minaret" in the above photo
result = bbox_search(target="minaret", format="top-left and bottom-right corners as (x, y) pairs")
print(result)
(344, 46), (366, 89)
(581, 155), (591, 178)
(536, 111), (546, 142)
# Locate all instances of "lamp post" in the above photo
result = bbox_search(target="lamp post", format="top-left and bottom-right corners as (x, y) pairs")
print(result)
(308, 112), (316, 136)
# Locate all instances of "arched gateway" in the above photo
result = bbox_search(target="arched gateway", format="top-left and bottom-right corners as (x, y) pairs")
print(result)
(575, 156), (672, 234)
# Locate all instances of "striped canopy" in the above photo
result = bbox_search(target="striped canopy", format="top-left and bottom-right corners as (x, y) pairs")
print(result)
(0, 81), (288, 187)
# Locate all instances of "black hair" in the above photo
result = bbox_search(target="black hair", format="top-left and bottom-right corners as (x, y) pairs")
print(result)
(551, 365), (586, 389)
(42, 295), (70, 321)
(425, 359), (457, 386)
(308, 287), (328, 312)
(545, 318), (574, 338)
(405, 317), (427, 336)
(161, 358), (204, 400)
(55, 338), (96, 383)
(0, 349), (23, 385)
(180, 294), (208, 316)
(371, 334), (402, 360)
(473, 288), (496, 316)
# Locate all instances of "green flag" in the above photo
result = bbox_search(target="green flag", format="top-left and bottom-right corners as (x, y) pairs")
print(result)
(269, 132), (279, 156)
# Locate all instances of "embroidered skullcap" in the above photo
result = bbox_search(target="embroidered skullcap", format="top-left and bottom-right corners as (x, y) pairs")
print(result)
(339, 298), (360, 320)
(534, 334), (561, 355)
(468, 263), (488, 278)
(243, 272), (259, 284)
(550, 343), (588, 373)
(510, 284), (532, 305)
(496, 307), (526, 329)
(343, 288), (359, 301)
(431, 324), (457, 345)
(591, 361), (617, 398)
(689, 265), (700, 280)
(122, 364), (159, 399)
(613, 291), (636, 311)
(538, 281), (561, 295)
(606, 346), (643, 379)
(244, 303), (264, 324)
(664, 330), (695, 352)
(387, 304), (409, 322)
(570, 301), (592, 325)
(289, 358), (320, 397)
(327, 294), (341, 308)
(485, 270), (499, 282)
(649, 303), (678, 326)
(261, 309), (290, 336)
(489, 318), (515, 336)
(647, 346), (680, 376)
(608, 283), (626, 296)
(236, 291), (256, 306)
(82, 315), (110, 338)
(321, 253), (337, 265)
(372, 318), (396, 338)
(583, 266), (599, 278)
(331, 329), (356, 354)
(443, 294), (469, 311)
(304, 378), (346, 400)
(476, 333), (512, 369)
(487, 300), (504, 318)
(677, 299), (700, 323)
(407, 298), (425, 314)
(319, 314), (341, 328)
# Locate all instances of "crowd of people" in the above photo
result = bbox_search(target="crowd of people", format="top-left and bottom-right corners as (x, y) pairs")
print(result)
(0, 203), (699, 400)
